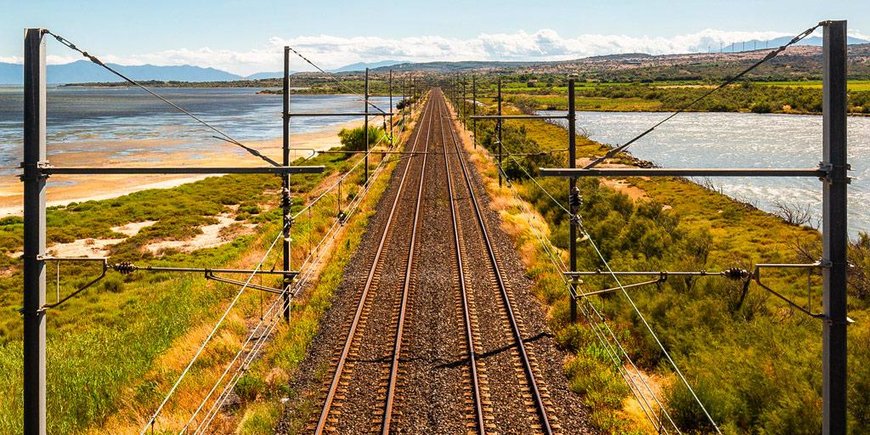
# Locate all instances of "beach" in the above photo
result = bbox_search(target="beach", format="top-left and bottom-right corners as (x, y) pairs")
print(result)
(0, 119), (361, 217)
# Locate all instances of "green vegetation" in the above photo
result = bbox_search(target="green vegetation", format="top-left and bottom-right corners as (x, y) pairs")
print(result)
(0, 144), (373, 433)
(459, 98), (869, 433)
(501, 80), (870, 114)
(337, 125), (388, 151)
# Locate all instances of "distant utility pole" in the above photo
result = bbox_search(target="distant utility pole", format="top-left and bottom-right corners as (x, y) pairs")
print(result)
(364, 68), (369, 183)
(472, 75), (477, 148)
(282, 46), (291, 322)
(497, 78), (503, 187)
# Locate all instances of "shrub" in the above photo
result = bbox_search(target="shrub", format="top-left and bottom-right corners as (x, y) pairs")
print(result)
(338, 125), (386, 151)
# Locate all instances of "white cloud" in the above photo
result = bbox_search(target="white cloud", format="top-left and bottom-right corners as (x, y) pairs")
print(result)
(33, 28), (869, 76)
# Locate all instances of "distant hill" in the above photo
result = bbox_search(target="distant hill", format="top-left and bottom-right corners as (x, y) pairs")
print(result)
(0, 60), (243, 84)
(245, 71), (286, 80)
(371, 60), (542, 73)
(331, 60), (404, 73)
(721, 35), (870, 53)
(4, 39), (868, 86)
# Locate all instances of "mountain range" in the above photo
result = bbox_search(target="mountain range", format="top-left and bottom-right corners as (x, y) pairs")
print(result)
(1, 36), (867, 84)
(0, 59), (407, 84)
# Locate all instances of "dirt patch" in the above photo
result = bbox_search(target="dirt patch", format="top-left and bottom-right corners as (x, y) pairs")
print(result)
(601, 178), (648, 201)
(144, 213), (255, 255)
(111, 220), (157, 237)
(34, 220), (159, 258)
(47, 237), (126, 258)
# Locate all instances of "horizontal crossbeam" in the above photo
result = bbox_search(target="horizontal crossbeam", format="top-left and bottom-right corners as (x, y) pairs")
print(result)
(39, 166), (325, 175)
(113, 263), (300, 276)
(287, 112), (394, 117)
(565, 270), (732, 277)
(539, 167), (827, 178)
(470, 115), (568, 120)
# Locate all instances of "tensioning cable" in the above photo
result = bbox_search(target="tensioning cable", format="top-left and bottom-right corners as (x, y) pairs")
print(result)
(286, 45), (389, 115)
(44, 30), (280, 167)
(585, 22), (823, 169)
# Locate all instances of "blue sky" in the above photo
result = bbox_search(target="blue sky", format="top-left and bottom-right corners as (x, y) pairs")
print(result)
(2, 0), (867, 75)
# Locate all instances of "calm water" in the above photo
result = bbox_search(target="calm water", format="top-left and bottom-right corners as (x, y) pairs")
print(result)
(539, 110), (870, 238)
(0, 86), (395, 172)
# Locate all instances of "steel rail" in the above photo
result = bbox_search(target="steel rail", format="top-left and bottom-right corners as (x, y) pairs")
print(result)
(442, 91), (554, 434)
(313, 92), (435, 434)
(380, 87), (433, 435)
(190, 116), (405, 435)
(439, 92), (487, 433)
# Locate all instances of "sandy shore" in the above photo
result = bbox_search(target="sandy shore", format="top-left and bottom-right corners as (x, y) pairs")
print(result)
(0, 119), (362, 217)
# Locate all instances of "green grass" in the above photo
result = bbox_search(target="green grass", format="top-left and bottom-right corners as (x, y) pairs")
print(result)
(509, 93), (664, 112)
(758, 80), (870, 91)
(0, 145), (371, 433)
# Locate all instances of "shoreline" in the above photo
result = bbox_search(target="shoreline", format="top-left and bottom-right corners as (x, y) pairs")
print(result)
(0, 119), (362, 217)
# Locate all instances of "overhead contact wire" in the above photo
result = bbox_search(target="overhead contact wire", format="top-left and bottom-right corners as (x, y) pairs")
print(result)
(140, 224), (287, 434)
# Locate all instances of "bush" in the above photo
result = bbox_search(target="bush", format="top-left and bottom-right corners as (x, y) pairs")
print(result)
(750, 102), (774, 113)
(234, 373), (265, 403)
(101, 276), (124, 293)
(665, 380), (728, 433)
(338, 125), (386, 151)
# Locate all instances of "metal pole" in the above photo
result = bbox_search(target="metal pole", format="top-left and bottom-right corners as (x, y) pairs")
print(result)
(389, 70), (394, 148)
(568, 78), (578, 323)
(472, 75), (477, 149)
(462, 78), (466, 127)
(282, 46), (291, 322)
(497, 78), (503, 187)
(822, 20), (848, 435)
(401, 75), (405, 133)
(364, 68), (369, 183)
(23, 27), (47, 435)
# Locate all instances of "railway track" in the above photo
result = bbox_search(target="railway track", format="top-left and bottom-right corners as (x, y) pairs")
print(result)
(312, 93), (435, 434)
(436, 91), (557, 435)
(309, 89), (559, 434)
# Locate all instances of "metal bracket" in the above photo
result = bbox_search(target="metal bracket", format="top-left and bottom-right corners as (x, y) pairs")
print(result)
(818, 161), (852, 183)
(567, 268), (752, 299)
(19, 160), (51, 181)
(752, 262), (826, 319)
(41, 257), (108, 310)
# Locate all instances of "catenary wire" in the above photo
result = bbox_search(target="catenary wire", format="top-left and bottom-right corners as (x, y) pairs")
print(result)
(140, 224), (287, 434)
(459, 96), (695, 431)
(188, 97), (422, 432)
